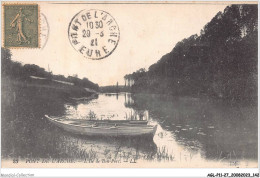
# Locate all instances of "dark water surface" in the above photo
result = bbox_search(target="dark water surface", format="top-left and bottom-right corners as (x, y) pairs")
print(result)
(2, 91), (258, 167)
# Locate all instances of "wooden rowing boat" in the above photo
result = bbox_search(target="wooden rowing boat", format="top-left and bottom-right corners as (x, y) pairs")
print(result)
(47, 115), (149, 125)
(45, 115), (157, 137)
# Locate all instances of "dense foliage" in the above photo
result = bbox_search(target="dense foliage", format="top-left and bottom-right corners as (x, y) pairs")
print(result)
(1, 48), (99, 91)
(125, 5), (257, 101)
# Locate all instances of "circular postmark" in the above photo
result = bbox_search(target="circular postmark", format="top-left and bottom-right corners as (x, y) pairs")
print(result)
(68, 9), (120, 60)
(40, 13), (49, 49)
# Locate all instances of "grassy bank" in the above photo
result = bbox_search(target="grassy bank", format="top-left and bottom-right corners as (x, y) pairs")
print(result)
(4, 77), (94, 98)
(1, 77), (97, 159)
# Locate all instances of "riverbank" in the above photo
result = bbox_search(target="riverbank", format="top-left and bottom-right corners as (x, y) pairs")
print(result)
(3, 77), (95, 98)
(128, 90), (257, 107)
(1, 76), (98, 121)
(1, 77), (98, 159)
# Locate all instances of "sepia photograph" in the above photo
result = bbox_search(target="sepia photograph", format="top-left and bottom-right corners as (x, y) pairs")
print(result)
(0, 1), (259, 176)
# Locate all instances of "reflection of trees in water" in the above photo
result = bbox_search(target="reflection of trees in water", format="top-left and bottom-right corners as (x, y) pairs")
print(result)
(104, 93), (118, 97)
(124, 109), (149, 121)
(124, 93), (149, 121)
(125, 93), (258, 161)
(124, 93), (134, 107)
(104, 93), (119, 100)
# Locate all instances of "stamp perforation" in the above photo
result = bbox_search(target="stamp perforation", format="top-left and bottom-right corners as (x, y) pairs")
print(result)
(2, 3), (41, 49)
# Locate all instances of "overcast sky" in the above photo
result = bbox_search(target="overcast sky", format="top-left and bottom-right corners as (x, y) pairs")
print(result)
(11, 2), (227, 86)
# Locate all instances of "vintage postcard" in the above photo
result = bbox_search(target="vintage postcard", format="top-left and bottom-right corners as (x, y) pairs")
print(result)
(1, 0), (258, 172)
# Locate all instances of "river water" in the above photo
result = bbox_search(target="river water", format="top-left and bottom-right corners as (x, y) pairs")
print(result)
(57, 93), (257, 167)
(2, 92), (258, 167)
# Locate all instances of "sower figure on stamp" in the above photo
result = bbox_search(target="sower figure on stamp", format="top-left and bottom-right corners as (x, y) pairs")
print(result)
(10, 8), (33, 44)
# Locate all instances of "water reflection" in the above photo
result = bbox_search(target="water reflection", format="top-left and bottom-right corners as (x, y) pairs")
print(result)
(65, 94), (149, 121)
(61, 93), (257, 166)
(2, 91), (257, 167)
(129, 94), (257, 162)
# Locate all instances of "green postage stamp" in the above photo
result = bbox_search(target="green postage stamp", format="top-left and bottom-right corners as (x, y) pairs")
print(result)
(3, 4), (39, 48)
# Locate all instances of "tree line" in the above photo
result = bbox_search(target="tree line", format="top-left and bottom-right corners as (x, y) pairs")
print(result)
(125, 5), (257, 102)
(1, 47), (99, 91)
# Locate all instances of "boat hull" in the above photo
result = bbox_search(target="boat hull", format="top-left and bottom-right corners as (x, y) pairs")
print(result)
(45, 115), (157, 137)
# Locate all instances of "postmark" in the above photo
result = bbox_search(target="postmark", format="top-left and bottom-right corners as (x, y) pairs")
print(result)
(3, 4), (39, 48)
(40, 13), (49, 49)
(68, 9), (120, 60)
